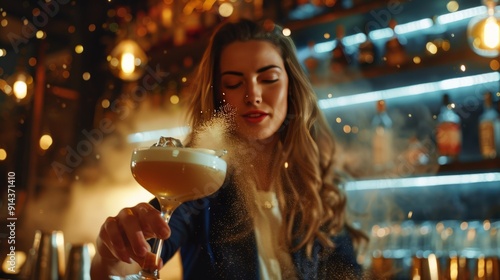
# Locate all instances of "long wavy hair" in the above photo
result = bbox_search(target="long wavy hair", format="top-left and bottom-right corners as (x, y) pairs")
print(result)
(186, 19), (365, 256)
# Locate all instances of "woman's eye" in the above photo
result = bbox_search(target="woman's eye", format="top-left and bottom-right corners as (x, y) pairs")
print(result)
(224, 82), (241, 89)
(260, 73), (279, 83)
(262, 78), (278, 84)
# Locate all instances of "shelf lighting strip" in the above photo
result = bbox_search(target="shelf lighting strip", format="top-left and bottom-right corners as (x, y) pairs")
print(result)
(313, 5), (488, 53)
(343, 172), (500, 191)
(318, 71), (500, 109)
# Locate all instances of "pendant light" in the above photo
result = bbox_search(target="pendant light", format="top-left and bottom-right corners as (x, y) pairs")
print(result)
(467, 0), (500, 57)
(8, 70), (34, 104)
(108, 38), (148, 81)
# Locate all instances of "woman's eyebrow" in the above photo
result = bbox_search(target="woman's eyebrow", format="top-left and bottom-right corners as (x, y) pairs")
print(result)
(256, 65), (281, 73)
(221, 70), (242, 76)
(221, 65), (281, 76)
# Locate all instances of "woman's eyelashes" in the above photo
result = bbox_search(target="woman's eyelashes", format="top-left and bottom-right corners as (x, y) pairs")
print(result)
(223, 82), (242, 89)
(222, 78), (279, 90)
(262, 78), (278, 84)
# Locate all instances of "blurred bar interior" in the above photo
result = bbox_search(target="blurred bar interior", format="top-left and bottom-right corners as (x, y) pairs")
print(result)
(0, 0), (500, 279)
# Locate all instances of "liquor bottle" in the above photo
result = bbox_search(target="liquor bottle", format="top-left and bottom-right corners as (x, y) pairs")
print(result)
(436, 94), (462, 163)
(497, 100), (500, 153)
(304, 41), (320, 81)
(372, 100), (394, 173)
(495, 100), (500, 153)
(358, 31), (376, 67)
(384, 19), (407, 67)
(478, 92), (500, 158)
(330, 24), (350, 74)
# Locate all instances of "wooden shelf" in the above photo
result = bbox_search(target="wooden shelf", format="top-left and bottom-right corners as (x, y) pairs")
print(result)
(438, 158), (500, 174)
(357, 49), (488, 79)
(284, 0), (407, 31)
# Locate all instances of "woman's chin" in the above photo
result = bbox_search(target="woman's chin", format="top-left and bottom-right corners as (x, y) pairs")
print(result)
(239, 132), (279, 145)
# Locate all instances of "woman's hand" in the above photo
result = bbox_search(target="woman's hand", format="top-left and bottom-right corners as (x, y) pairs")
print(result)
(95, 202), (171, 266)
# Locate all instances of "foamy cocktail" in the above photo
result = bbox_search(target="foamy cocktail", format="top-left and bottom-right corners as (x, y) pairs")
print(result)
(128, 137), (227, 279)
(131, 146), (227, 211)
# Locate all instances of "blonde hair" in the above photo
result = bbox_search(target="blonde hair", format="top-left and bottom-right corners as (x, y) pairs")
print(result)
(186, 19), (364, 256)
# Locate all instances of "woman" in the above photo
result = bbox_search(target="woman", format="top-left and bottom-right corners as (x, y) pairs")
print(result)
(91, 19), (367, 279)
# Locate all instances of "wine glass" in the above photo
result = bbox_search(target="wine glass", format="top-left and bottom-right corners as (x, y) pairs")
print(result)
(125, 137), (227, 280)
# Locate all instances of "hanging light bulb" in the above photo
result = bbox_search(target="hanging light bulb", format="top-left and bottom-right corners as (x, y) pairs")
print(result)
(108, 39), (148, 81)
(467, 0), (500, 57)
(7, 70), (34, 104)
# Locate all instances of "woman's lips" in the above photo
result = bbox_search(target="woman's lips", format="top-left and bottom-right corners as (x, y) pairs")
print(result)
(243, 111), (268, 123)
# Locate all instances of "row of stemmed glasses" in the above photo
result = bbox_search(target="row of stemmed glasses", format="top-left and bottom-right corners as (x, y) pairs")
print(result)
(363, 220), (500, 279)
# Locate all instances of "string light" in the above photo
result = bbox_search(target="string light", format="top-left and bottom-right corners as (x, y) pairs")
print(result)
(218, 3), (234, 17)
(39, 134), (53, 150)
(0, 148), (7, 161)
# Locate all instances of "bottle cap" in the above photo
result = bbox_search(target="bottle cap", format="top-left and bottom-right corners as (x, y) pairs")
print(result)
(376, 100), (386, 112)
(443, 93), (450, 105)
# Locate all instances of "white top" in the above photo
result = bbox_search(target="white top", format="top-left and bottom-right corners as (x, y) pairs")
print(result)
(253, 190), (296, 280)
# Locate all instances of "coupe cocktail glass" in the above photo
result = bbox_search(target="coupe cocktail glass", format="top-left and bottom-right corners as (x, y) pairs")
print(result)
(127, 137), (227, 279)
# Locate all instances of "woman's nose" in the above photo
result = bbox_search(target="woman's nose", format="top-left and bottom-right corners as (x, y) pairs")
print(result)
(245, 83), (262, 105)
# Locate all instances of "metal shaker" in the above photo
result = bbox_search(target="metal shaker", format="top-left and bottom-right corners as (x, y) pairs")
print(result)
(63, 243), (94, 280)
(21, 230), (66, 280)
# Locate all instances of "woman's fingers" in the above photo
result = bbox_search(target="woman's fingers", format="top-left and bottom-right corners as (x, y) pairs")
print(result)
(117, 206), (151, 257)
(98, 216), (132, 263)
(96, 202), (171, 267)
(135, 203), (171, 240)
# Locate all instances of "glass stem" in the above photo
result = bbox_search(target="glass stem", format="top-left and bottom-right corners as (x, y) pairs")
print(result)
(139, 239), (164, 277)
(139, 209), (173, 279)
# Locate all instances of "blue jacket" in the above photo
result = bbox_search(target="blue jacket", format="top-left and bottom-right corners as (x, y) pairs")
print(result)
(152, 180), (361, 280)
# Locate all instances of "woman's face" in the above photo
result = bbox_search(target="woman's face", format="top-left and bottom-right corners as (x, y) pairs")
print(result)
(218, 40), (289, 142)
